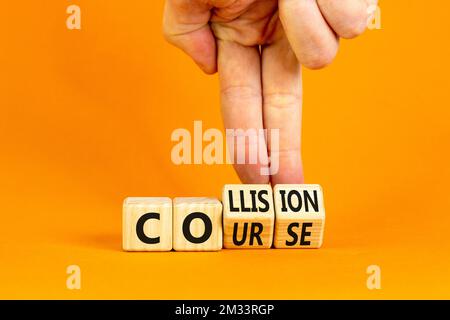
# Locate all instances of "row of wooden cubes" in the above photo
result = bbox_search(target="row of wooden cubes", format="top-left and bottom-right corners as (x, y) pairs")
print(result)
(123, 184), (325, 251)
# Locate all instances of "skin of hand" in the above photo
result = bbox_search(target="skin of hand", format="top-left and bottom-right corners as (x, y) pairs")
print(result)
(163, 0), (377, 184)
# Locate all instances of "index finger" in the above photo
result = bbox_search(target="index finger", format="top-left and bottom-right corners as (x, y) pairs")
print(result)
(218, 40), (270, 184)
(262, 37), (304, 185)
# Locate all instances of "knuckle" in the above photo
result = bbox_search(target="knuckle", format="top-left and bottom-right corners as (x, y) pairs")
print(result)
(336, 6), (369, 39)
(220, 85), (261, 101)
(338, 19), (367, 39)
(263, 93), (301, 109)
(302, 47), (337, 69)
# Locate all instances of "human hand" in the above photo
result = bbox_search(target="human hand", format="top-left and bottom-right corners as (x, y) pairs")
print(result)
(163, 0), (377, 184)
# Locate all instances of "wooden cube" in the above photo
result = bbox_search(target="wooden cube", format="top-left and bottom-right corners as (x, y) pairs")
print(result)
(273, 184), (325, 249)
(173, 198), (223, 251)
(122, 197), (172, 251)
(222, 184), (275, 249)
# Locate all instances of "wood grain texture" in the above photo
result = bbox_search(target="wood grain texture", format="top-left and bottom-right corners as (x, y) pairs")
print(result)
(173, 197), (223, 251)
(122, 197), (172, 251)
(273, 184), (325, 248)
(222, 184), (275, 249)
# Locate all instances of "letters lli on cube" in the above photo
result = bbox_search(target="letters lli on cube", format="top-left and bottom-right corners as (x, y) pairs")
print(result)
(273, 184), (325, 249)
(173, 197), (223, 251)
(123, 197), (173, 251)
(222, 184), (275, 249)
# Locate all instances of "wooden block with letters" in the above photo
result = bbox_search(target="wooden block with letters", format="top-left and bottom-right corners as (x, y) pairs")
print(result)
(122, 197), (172, 251)
(273, 184), (325, 249)
(222, 184), (275, 249)
(173, 197), (223, 251)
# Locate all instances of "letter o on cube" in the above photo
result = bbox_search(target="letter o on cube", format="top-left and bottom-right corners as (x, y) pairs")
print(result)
(173, 198), (223, 251)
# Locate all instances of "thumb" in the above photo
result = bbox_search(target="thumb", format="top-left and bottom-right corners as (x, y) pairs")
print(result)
(163, 0), (217, 74)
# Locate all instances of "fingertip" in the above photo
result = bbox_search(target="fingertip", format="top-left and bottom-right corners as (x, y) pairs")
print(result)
(299, 45), (339, 70)
(235, 165), (271, 184)
(268, 151), (304, 185)
(271, 174), (304, 185)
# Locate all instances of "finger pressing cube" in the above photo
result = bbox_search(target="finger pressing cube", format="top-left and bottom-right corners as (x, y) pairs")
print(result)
(222, 184), (275, 249)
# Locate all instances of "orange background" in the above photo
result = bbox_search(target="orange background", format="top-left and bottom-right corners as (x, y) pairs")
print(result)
(1, 1), (449, 299)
